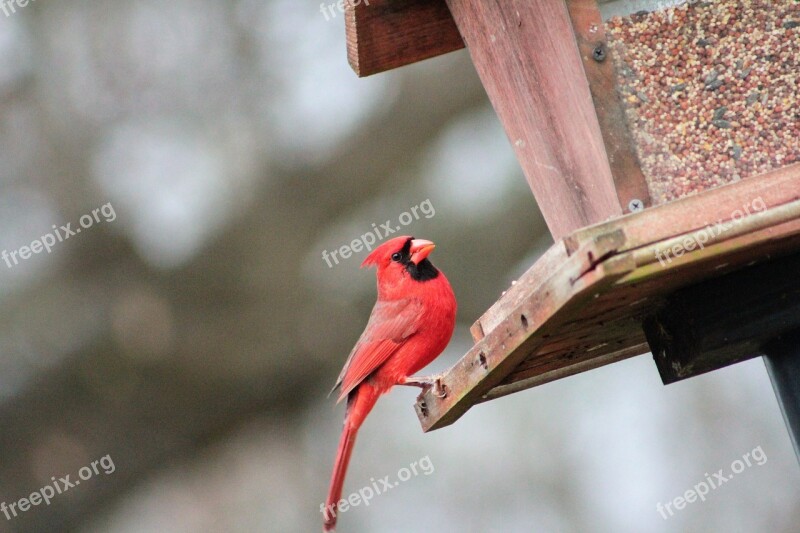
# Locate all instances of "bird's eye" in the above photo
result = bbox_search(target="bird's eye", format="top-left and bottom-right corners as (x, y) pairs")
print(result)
(391, 252), (402, 262)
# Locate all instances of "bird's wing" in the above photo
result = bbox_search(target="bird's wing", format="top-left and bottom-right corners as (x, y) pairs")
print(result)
(331, 297), (423, 402)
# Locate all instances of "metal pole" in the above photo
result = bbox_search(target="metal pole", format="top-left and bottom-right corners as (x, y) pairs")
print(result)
(762, 331), (800, 463)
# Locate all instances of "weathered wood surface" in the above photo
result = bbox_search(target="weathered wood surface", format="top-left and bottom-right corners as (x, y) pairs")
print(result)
(416, 233), (636, 430)
(346, 0), (644, 224)
(565, 163), (800, 253)
(443, 0), (622, 240)
(345, 0), (464, 77)
(566, 0), (651, 213)
(470, 242), (568, 342)
(417, 164), (800, 432)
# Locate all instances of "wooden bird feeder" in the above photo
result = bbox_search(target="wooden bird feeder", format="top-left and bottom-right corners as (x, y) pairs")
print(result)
(344, 0), (800, 456)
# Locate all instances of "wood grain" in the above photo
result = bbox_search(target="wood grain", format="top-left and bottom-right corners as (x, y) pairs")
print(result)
(565, 162), (800, 254)
(345, 0), (464, 77)
(415, 235), (636, 431)
(444, 0), (622, 240)
(566, 0), (651, 213)
(470, 241), (568, 342)
(416, 165), (800, 431)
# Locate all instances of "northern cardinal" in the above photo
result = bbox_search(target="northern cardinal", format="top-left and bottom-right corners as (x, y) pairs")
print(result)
(322, 236), (457, 532)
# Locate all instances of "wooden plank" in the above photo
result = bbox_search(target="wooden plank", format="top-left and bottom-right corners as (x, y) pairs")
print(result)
(626, 200), (800, 273)
(565, 163), (800, 254)
(470, 241), (567, 342)
(415, 236), (636, 431)
(566, 0), (651, 213)
(482, 198), (800, 385)
(443, 0), (623, 240)
(504, 310), (647, 382)
(503, 207), (800, 388)
(345, 0), (464, 77)
(512, 314), (647, 370)
(644, 251), (800, 384)
(416, 181), (800, 432)
(482, 342), (648, 402)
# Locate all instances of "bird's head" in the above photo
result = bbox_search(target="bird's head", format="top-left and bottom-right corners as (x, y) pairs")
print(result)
(361, 235), (440, 282)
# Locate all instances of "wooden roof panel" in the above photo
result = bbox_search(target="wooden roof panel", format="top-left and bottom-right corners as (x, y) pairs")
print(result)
(345, 0), (463, 77)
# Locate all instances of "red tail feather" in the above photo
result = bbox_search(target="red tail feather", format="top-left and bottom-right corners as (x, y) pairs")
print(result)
(323, 385), (380, 532)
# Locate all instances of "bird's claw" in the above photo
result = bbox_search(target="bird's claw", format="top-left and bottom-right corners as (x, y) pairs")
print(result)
(432, 378), (448, 398)
(404, 375), (447, 398)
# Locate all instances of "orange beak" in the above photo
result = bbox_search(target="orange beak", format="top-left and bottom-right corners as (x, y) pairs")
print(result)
(409, 239), (435, 265)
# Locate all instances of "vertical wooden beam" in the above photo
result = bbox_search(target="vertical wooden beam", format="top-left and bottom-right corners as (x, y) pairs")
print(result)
(566, 0), (651, 213)
(763, 332), (800, 463)
(444, 0), (622, 240)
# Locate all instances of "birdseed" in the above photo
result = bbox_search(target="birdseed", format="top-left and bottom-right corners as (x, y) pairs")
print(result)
(606, 0), (800, 204)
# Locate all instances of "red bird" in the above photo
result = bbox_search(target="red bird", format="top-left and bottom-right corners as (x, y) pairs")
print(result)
(322, 236), (457, 532)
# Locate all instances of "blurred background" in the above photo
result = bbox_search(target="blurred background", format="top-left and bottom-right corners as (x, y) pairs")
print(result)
(0, 1), (798, 532)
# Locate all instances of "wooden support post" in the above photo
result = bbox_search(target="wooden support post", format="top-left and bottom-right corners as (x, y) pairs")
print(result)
(763, 332), (800, 463)
(565, 0), (651, 212)
(444, 0), (622, 239)
(644, 251), (800, 384)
